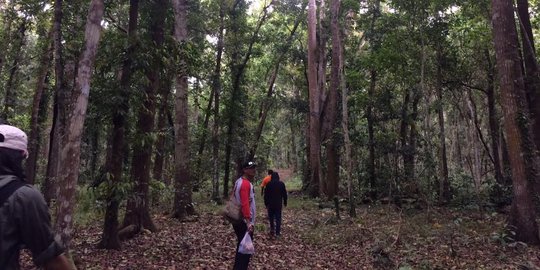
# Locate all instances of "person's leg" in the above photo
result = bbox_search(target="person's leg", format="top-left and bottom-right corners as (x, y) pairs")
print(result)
(268, 208), (275, 235)
(233, 222), (245, 244)
(275, 208), (282, 236)
(232, 222), (253, 270)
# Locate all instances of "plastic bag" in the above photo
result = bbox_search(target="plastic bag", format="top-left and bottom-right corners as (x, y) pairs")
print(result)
(238, 232), (255, 254)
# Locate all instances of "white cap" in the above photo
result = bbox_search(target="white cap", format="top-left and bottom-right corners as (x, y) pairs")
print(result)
(0, 125), (28, 157)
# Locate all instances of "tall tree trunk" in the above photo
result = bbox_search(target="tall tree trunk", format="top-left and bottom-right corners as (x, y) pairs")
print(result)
(222, 0), (243, 199)
(405, 23), (425, 195)
(2, 20), (27, 121)
(454, 112), (464, 169)
(26, 29), (53, 185)
(465, 90), (492, 198)
(340, 23), (355, 217)
(317, 0), (329, 197)
(404, 21), (426, 195)
(153, 79), (172, 184)
(153, 111), (166, 182)
(193, 77), (210, 193)
(44, 0), (67, 205)
(307, 0), (321, 198)
(54, 0), (105, 248)
(366, 0), (380, 200)
(485, 49), (504, 187)
(400, 89), (411, 187)
(290, 121), (299, 171)
(408, 88), (420, 193)
(222, 134), (233, 198)
(516, 0), (540, 155)
(88, 127), (100, 182)
(321, 0), (342, 200)
(121, 0), (167, 236)
(317, 0), (327, 110)
(467, 89), (494, 165)
(43, 106), (60, 205)
(491, 0), (540, 245)
(464, 100), (483, 194)
(172, 0), (195, 219)
(99, 0), (139, 250)
(303, 113), (312, 190)
(342, 80), (355, 217)
(194, 86), (213, 181)
(400, 88), (419, 196)
(367, 70), (377, 200)
(436, 45), (450, 204)
(211, 0), (225, 203)
(223, 0), (237, 198)
(325, 140), (339, 199)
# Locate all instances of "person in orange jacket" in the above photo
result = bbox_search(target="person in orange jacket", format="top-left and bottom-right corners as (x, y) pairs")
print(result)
(260, 169), (273, 196)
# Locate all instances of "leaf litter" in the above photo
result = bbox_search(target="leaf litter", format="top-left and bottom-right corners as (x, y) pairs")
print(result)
(19, 193), (540, 269)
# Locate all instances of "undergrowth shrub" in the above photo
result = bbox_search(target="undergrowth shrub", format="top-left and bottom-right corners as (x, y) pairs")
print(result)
(449, 170), (489, 207)
(75, 185), (105, 226)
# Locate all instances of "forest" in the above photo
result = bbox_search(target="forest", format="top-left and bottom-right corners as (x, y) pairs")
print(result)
(1, 0), (540, 268)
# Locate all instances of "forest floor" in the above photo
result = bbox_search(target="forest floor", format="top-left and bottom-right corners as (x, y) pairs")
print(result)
(22, 169), (540, 269)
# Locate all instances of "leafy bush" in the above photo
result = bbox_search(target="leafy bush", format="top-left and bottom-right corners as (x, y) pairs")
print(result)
(150, 180), (174, 211)
(449, 170), (489, 207)
(491, 224), (516, 245)
(74, 185), (105, 226)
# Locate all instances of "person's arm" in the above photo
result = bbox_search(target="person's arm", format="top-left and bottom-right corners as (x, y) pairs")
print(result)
(43, 254), (72, 270)
(13, 187), (67, 269)
(239, 180), (255, 232)
(281, 182), (287, 207)
(260, 176), (269, 196)
(239, 180), (251, 220)
(263, 183), (269, 208)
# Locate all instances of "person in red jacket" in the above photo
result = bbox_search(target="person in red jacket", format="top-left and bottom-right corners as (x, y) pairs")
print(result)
(232, 161), (257, 270)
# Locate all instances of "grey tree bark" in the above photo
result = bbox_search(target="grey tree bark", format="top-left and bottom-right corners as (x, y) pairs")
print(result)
(307, 0), (321, 198)
(172, 0), (195, 219)
(54, 0), (105, 248)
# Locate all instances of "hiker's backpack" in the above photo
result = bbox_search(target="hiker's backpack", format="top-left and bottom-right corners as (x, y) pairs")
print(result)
(0, 177), (25, 207)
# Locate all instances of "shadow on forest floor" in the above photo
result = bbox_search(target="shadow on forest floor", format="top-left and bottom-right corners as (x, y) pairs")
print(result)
(21, 177), (540, 269)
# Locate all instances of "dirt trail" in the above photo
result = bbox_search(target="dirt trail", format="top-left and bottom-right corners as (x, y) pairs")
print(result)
(272, 168), (294, 182)
(275, 168), (293, 181)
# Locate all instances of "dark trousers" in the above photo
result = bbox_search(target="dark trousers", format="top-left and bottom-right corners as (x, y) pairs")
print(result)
(267, 207), (282, 236)
(232, 222), (254, 270)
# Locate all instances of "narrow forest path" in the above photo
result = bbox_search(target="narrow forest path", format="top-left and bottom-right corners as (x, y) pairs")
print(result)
(22, 170), (540, 269)
(273, 168), (294, 182)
